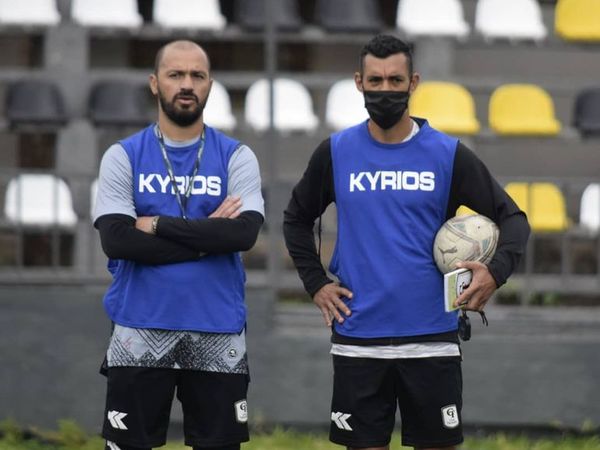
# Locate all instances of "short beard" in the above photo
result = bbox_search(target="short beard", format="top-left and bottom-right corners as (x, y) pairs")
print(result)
(158, 89), (205, 127)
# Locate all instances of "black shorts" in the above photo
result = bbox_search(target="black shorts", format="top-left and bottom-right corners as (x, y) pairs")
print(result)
(102, 367), (250, 448)
(330, 355), (463, 448)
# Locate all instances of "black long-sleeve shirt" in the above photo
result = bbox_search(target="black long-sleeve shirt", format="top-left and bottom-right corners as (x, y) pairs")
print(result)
(96, 211), (263, 265)
(283, 138), (530, 298)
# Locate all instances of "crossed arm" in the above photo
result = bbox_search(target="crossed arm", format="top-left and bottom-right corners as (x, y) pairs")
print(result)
(96, 196), (263, 265)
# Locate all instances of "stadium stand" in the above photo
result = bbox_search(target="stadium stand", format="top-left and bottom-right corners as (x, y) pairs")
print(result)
(204, 80), (237, 131)
(554, 0), (600, 42)
(0, 0), (61, 26)
(0, 0), (598, 286)
(488, 84), (561, 136)
(474, 0), (547, 42)
(409, 81), (480, 135)
(4, 174), (77, 227)
(244, 78), (318, 133)
(152, 0), (227, 30)
(4, 0), (600, 434)
(396, 0), (470, 39)
(5, 80), (66, 127)
(234, 0), (302, 31)
(314, 0), (383, 33)
(505, 182), (570, 232)
(573, 87), (600, 138)
(325, 79), (369, 131)
(88, 81), (150, 127)
(71, 0), (143, 28)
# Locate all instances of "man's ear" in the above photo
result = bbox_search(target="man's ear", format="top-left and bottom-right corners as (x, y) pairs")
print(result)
(409, 72), (420, 94)
(354, 72), (363, 93)
(149, 73), (158, 96)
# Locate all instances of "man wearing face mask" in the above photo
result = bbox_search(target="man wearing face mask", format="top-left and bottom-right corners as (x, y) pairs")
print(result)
(93, 40), (264, 450)
(283, 34), (529, 450)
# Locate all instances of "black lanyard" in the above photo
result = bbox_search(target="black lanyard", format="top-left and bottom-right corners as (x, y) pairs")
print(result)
(156, 125), (205, 219)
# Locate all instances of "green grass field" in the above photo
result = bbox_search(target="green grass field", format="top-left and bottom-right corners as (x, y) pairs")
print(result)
(1, 421), (600, 450)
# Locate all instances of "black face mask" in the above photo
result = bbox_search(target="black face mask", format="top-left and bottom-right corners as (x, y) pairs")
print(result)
(363, 89), (410, 130)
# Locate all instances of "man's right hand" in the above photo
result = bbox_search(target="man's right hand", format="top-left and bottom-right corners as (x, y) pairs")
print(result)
(313, 283), (353, 327)
(209, 196), (242, 219)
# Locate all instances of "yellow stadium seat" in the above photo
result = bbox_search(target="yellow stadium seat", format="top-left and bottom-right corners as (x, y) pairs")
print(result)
(489, 84), (561, 136)
(505, 182), (569, 232)
(410, 81), (480, 135)
(555, 0), (600, 42)
(456, 205), (476, 216)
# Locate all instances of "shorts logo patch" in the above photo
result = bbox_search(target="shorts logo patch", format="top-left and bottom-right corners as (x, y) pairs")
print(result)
(107, 410), (128, 430)
(441, 404), (460, 429)
(234, 399), (248, 423)
(331, 411), (353, 431)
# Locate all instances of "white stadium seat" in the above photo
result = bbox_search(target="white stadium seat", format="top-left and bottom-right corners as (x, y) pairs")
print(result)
(153, 0), (226, 30)
(396, 0), (470, 39)
(5, 174), (77, 227)
(71, 0), (142, 27)
(325, 79), (369, 130)
(204, 80), (237, 131)
(0, 0), (60, 25)
(244, 78), (319, 133)
(580, 183), (600, 233)
(475, 0), (547, 42)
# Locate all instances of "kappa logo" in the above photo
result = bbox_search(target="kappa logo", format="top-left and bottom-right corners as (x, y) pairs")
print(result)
(138, 173), (222, 196)
(331, 411), (353, 431)
(441, 404), (460, 429)
(349, 170), (435, 193)
(107, 410), (128, 430)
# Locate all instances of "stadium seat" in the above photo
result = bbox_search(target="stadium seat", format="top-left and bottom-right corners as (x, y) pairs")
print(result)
(0, 0), (60, 25)
(579, 183), (600, 233)
(315, 0), (383, 32)
(456, 205), (476, 216)
(488, 84), (561, 136)
(204, 80), (237, 131)
(71, 0), (142, 27)
(325, 79), (368, 131)
(409, 81), (480, 135)
(555, 0), (600, 42)
(5, 80), (66, 127)
(396, 0), (470, 39)
(4, 174), (77, 227)
(153, 0), (226, 30)
(235, 0), (302, 31)
(505, 182), (569, 232)
(244, 78), (319, 133)
(89, 81), (150, 127)
(475, 0), (547, 42)
(573, 87), (600, 137)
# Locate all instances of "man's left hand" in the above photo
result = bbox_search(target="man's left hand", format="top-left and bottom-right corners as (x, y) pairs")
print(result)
(136, 216), (155, 234)
(453, 261), (497, 311)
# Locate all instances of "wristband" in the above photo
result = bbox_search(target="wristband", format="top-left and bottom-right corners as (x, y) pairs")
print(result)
(151, 216), (159, 235)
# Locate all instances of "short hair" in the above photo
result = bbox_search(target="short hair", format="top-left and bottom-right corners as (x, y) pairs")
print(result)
(359, 34), (413, 76)
(153, 40), (211, 74)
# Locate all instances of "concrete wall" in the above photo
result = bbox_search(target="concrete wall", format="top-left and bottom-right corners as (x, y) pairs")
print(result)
(1, 286), (599, 434)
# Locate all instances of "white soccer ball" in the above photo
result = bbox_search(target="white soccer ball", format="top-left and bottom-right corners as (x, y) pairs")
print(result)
(433, 214), (499, 274)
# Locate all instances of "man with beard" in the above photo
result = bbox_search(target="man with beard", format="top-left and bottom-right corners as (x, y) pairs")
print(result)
(93, 40), (264, 450)
(283, 34), (529, 450)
